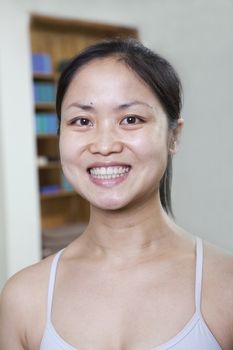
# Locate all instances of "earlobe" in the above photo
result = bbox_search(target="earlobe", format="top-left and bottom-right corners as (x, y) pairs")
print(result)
(169, 139), (177, 155)
(169, 117), (184, 155)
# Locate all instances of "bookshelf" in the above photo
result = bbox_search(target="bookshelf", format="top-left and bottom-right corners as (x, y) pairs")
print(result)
(30, 14), (138, 257)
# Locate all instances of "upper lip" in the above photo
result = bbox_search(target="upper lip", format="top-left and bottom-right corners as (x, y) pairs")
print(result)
(87, 162), (131, 170)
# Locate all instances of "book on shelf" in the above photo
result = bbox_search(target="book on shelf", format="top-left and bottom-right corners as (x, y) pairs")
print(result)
(37, 156), (49, 167)
(58, 59), (71, 73)
(32, 53), (52, 75)
(40, 184), (60, 194)
(33, 82), (56, 103)
(61, 174), (73, 191)
(35, 112), (58, 134)
(39, 177), (73, 194)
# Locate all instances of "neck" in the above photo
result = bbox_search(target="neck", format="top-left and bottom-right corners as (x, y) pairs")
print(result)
(83, 193), (178, 265)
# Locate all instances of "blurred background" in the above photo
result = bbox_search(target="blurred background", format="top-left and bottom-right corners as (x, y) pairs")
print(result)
(0, 0), (232, 289)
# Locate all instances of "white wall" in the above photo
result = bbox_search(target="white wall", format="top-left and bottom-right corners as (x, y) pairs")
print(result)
(0, 63), (7, 288)
(0, 0), (232, 287)
(0, 1), (41, 289)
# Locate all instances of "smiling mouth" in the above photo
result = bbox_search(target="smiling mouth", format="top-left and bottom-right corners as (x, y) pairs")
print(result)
(87, 165), (131, 179)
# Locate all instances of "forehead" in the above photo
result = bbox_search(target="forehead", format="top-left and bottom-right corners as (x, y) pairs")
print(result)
(63, 57), (160, 105)
(71, 56), (142, 84)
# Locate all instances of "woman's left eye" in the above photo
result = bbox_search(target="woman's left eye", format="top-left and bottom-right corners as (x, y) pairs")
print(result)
(120, 115), (143, 125)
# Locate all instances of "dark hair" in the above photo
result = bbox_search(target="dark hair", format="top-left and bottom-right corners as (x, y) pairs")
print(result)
(56, 38), (182, 217)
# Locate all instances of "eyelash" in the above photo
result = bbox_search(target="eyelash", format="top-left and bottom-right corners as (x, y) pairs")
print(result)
(120, 115), (144, 125)
(70, 118), (93, 127)
(69, 115), (144, 127)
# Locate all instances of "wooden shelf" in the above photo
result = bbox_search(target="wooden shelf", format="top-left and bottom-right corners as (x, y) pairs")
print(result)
(33, 73), (56, 81)
(37, 134), (58, 139)
(31, 14), (138, 40)
(38, 161), (61, 169)
(30, 14), (138, 236)
(30, 14), (138, 76)
(35, 103), (55, 111)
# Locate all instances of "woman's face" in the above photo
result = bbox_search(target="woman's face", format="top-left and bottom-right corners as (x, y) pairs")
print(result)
(60, 57), (172, 211)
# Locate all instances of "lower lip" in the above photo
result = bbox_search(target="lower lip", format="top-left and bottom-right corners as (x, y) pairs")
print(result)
(88, 171), (130, 188)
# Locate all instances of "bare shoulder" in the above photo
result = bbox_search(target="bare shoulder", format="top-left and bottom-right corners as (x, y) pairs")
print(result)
(0, 253), (54, 305)
(202, 239), (233, 342)
(203, 239), (233, 283)
(0, 254), (55, 349)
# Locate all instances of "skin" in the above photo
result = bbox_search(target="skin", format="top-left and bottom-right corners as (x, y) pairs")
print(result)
(60, 58), (170, 213)
(0, 57), (233, 350)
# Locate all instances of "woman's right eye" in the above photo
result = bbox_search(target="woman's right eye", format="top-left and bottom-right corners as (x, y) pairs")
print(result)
(70, 117), (93, 127)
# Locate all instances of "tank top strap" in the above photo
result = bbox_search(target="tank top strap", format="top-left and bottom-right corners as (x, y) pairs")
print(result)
(195, 237), (203, 313)
(46, 249), (65, 320)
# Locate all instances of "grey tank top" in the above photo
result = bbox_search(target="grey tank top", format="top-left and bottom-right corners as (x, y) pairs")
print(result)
(40, 237), (223, 350)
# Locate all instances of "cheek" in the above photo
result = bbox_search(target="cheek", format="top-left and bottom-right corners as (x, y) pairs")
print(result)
(128, 127), (168, 163)
(59, 133), (83, 169)
(59, 134), (72, 165)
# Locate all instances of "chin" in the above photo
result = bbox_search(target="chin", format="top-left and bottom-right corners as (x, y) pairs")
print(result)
(94, 202), (126, 211)
(91, 196), (131, 211)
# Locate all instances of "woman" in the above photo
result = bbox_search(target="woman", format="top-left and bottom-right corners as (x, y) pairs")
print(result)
(0, 38), (233, 350)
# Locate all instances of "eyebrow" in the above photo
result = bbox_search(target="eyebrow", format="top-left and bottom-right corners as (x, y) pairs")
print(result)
(66, 100), (154, 111)
(116, 100), (153, 110)
(66, 102), (95, 111)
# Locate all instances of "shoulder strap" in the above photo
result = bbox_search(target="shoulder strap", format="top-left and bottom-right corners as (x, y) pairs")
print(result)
(46, 249), (65, 320)
(195, 237), (203, 312)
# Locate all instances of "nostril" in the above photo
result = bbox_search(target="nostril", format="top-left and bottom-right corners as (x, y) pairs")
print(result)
(88, 139), (124, 156)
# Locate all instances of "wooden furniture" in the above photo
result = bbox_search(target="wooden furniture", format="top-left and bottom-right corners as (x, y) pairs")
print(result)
(30, 15), (138, 256)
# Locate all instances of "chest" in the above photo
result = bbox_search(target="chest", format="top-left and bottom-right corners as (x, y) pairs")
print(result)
(46, 263), (197, 350)
(30, 258), (229, 350)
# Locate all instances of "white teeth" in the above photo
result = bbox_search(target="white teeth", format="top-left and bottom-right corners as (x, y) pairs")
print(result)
(89, 166), (130, 179)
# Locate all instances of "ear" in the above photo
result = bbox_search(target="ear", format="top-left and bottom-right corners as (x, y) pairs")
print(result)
(169, 118), (184, 155)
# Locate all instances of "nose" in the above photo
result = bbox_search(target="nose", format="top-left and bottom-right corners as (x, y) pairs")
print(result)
(88, 127), (123, 156)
